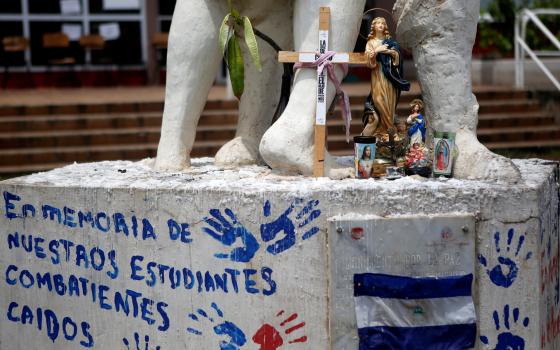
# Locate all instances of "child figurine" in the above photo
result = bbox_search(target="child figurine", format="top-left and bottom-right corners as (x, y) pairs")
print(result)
(406, 143), (428, 168)
(405, 142), (431, 177)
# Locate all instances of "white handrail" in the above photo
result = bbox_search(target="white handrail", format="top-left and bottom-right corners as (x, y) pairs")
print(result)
(514, 8), (560, 91)
(524, 10), (560, 51)
(517, 38), (560, 90)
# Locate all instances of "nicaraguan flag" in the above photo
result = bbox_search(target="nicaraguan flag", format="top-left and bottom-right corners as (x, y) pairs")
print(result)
(354, 273), (476, 350)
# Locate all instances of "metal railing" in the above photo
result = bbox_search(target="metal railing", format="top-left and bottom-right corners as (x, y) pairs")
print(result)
(515, 8), (560, 91)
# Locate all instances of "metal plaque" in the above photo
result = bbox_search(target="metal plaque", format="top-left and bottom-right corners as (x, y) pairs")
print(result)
(328, 214), (475, 349)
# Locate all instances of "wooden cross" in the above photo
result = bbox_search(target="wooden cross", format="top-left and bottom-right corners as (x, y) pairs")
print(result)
(278, 7), (367, 177)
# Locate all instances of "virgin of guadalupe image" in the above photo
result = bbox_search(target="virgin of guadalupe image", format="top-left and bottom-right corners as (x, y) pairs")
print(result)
(361, 17), (411, 138)
(358, 145), (374, 178)
(435, 139), (450, 171)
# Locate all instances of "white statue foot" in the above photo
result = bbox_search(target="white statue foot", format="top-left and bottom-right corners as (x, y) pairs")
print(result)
(214, 136), (261, 166)
(154, 155), (190, 171)
(454, 129), (521, 183)
(259, 94), (314, 174)
(260, 133), (354, 179)
(325, 153), (354, 179)
(260, 121), (353, 179)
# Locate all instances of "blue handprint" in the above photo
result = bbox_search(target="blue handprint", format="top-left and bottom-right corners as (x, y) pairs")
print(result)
(202, 199), (321, 262)
(187, 303), (247, 350)
(122, 332), (161, 350)
(480, 305), (529, 350)
(260, 199), (321, 255)
(478, 228), (532, 288)
(202, 208), (260, 263)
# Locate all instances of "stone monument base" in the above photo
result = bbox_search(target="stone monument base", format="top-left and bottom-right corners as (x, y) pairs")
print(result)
(0, 158), (558, 349)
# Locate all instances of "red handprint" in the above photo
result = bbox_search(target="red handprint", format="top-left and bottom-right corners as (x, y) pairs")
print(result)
(252, 310), (307, 350)
(252, 324), (283, 350)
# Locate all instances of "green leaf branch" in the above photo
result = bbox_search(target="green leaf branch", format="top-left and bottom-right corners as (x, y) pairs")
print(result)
(219, 3), (262, 99)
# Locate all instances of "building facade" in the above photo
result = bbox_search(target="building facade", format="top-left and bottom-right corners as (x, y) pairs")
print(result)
(0, 0), (391, 87)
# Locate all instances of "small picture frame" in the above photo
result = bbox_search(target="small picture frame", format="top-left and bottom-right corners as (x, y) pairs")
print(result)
(385, 166), (403, 180)
(354, 136), (376, 179)
(432, 131), (455, 177)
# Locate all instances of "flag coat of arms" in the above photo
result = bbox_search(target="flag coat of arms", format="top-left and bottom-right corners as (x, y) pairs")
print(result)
(354, 273), (476, 350)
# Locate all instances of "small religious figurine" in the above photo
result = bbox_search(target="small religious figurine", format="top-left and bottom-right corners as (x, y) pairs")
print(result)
(406, 143), (427, 167)
(406, 99), (426, 146)
(404, 142), (431, 177)
(360, 17), (410, 178)
(361, 17), (410, 138)
(404, 98), (431, 177)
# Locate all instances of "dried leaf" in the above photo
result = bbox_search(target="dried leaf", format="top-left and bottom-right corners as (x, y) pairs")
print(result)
(218, 14), (231, 57)
(243, 16), (261, 72)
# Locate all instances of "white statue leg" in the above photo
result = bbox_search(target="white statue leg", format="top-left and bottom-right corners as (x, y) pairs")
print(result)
(394, 0), (520, 182)
(259, 0), (366, 177)
(215, 1), (293, 166)
(155, 0), (225, 171)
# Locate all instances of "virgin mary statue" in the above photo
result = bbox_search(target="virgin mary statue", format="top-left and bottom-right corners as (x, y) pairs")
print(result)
(361, 17), (410, 137)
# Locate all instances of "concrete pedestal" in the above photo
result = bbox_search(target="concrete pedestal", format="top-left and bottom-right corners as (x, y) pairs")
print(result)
(0, 158), (558, 349)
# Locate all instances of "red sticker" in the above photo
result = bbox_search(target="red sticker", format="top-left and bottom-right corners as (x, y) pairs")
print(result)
(351, 227), (364, 240)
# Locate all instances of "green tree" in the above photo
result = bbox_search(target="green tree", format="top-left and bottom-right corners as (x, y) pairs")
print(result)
(478, 0), (560, 56)
(527, 0), (560, 51)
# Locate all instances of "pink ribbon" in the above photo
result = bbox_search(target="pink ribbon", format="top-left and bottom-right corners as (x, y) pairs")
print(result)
(294, 51), (352, 142)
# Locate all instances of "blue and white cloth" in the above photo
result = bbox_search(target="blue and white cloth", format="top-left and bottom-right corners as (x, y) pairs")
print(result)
(354, 273), (476, 350)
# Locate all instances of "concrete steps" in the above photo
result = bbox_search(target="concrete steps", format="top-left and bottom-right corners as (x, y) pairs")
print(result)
(478, 112), (555, 128)
(478, 125), (560, 143)
(0, 122), (238, 149)
(0, 87), (557, 174)
(346, 89), (530, 105)
(485, 139), (560, 149)
(0, 100), (237, 117)
(327, 91), (557, 156)
(0, 142), (223, 167)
